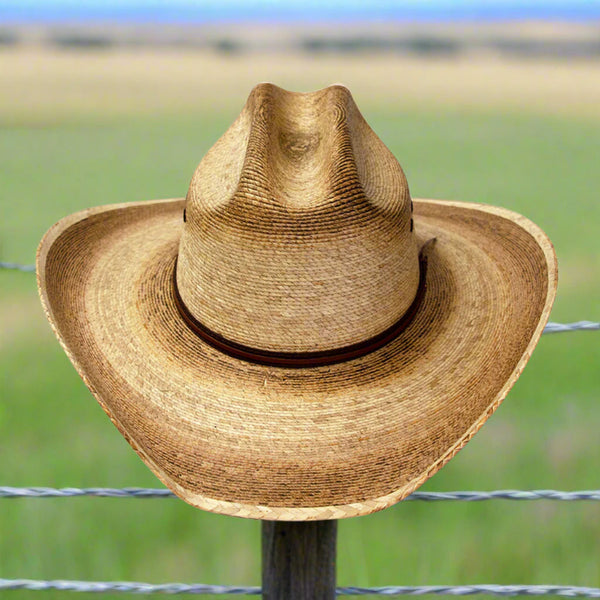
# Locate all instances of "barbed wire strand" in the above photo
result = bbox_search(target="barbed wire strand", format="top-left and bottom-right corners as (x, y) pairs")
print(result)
(1, 580), (600, 596)
(2, 487), (600, 500)
(543, 321), (599, 333)
(340, 587), (600, 597)
(0, 261), (36, 272)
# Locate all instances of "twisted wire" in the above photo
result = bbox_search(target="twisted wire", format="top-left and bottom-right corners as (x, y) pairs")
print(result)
(0, 261), (36, 272)
(0, 579), (260, 594)
(2, 487), (600, 501)
(543, 321), (599, 333)
(339, 586), (600, 597)
(1, 580), (600, 596)
(0, 487), (174, 498)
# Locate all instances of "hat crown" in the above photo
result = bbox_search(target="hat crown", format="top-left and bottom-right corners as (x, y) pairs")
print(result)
(176, 83), (419, 354)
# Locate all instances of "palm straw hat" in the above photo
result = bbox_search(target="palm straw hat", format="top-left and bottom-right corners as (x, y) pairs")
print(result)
(37, 83), (557, 521)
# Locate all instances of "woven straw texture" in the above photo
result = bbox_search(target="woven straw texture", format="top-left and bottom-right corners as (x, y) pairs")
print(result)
(179, 84), (418, 353)
(37, 84), (557, 521)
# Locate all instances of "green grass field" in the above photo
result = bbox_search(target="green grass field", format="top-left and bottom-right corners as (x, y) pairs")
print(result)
(1, 83), (599, 598)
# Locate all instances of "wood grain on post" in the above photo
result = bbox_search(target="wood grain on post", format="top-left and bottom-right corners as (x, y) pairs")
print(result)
(262, 520), (337, 600)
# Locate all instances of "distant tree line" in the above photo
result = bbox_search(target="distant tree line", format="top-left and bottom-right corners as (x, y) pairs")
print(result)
(300, 35), (462, 55)
(1, 27), (600, 59)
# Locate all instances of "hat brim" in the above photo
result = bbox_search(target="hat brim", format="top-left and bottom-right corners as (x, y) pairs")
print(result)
(37, 198), (556, 520)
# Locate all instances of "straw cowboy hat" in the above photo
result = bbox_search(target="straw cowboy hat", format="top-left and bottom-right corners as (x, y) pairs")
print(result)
(37, 83), (557, 521)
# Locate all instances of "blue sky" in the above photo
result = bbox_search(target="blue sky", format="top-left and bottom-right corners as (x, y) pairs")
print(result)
(1, 0), (600, 22)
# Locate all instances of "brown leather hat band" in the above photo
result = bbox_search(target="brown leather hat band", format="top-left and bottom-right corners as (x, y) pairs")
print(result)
(173, 250), (429, 369)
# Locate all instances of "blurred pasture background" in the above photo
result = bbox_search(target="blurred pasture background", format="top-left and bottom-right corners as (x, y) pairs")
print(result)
(1, 2), (599, 599)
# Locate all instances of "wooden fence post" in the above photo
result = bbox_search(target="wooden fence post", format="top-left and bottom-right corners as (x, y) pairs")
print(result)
(262, 520), (337, 600)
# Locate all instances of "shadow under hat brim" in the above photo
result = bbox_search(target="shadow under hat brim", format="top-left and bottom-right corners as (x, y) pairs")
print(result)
(37, 198), (556, 521)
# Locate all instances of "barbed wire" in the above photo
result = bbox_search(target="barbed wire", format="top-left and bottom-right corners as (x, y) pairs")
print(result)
(340, 587), (600, 597)
(0, 580), (258, 594)
(0, 261), (36, 272)
(2, 487), (600, 501)
(405, 490), (600, 501)
(543, 321), (599, 333)
(2, 261), (598, 335)
(2, 580), (600, 596)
